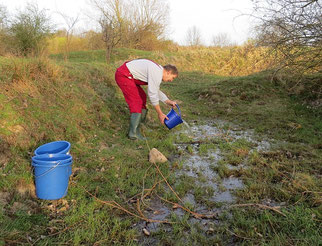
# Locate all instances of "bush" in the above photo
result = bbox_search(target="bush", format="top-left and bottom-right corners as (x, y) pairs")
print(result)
(8, 3), (54, 56)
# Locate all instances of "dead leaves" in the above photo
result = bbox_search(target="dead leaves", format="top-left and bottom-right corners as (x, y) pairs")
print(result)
(45, 199), (74, 214)
(287, 122), (302, 130)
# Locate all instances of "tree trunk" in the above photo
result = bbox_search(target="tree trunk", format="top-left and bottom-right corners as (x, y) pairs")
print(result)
(105, 45), (112, 63)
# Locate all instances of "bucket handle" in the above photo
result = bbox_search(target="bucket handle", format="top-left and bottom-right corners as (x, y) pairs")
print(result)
(34, 161), (61, 178)
(174, 104), (181, 117)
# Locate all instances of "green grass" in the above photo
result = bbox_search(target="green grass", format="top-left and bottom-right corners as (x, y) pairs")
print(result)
(161, 69), (321, 244)
(50, 48), (163, 64)
(229, 205), (321, 245)
(0, 49), (321, 245)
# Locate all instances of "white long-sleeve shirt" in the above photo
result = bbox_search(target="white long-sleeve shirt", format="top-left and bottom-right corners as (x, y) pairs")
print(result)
(126, 59), (169, 106)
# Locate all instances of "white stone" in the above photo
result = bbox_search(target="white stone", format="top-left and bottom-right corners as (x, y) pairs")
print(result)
(149, 148), (167, 163)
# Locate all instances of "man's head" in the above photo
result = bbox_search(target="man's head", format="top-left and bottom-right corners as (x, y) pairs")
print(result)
(162, 64), (178, 82)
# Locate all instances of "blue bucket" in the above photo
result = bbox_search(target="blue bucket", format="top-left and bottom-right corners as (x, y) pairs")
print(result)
(164, 104), (183, 129)
(32, 154), (72, 200)
(32, 154), (72, 164)
(34, 141), (71, 156)
(32, 154), (73, 176)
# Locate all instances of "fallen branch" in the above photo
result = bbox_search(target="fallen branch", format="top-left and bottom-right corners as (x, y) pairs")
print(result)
(74, 131), (220, 225)
(156, 193), (217, 219)
(302, 191), (322, 195)
(143, 133), (217, 220)
(226, 228), (252, 240)
(127, 166), (173, 203)
(152, 161), (183, 203)
(175, 140), (204, 145)
(75, 182), (173, 224)
(293, 190), (322, 206)
(137, 199), (148, 221)
(141, 163), (154, 200)
(231, 203), (286, 217)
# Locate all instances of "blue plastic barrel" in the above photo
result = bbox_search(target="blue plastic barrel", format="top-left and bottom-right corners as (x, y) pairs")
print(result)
(164, 104), (183, 129)
(34, 141), (71, 156)
(32, 154), (72, 200)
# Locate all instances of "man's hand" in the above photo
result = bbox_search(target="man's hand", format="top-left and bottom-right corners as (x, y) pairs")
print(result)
(165, 100), (177, 108)
(154, 104), (169, 124)
(158, 113), (169, 124)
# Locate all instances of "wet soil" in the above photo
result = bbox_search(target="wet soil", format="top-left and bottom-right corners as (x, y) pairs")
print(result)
(137, 120), (273, 244)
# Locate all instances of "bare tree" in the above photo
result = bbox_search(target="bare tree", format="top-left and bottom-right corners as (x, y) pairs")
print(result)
(185, 26), (203, 47)
(91, 0), (127, 62)
(90, 0), (170, 59)
(57, 13), (80, 60)
(129, 0), (169, 49)
(252, 0), (322, 75)
(212, 32), (235, 47)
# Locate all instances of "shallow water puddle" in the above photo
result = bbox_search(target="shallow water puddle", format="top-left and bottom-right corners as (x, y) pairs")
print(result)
(184, 120), (271, 151)
(137, 120), (272, 241)
(175, 120), (270, 204)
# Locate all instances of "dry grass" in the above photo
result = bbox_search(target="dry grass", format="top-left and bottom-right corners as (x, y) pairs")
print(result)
(173, 44), (273, 76)
(118, 43), (274, 77)
(0, 57), (114, 148)
(48, 42), (273, 77)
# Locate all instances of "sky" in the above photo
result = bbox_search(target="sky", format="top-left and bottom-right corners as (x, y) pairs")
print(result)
(2, 0), (254, 46)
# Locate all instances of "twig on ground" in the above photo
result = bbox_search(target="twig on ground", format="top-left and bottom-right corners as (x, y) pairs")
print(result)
(75, 182), (173, 224)
(293, 190), (322, 206)
(226, 228), (252, 240)
(155, 193), (217, 219)
(127, 167), (172, 203)
(137, 199), (148, 220)
(75, 130), (220, 224)
(141, 163), (154, 200)
(142, 130), (218, 219)
(152, 161), (183, 203)
(231, 203), (286, 217)
(93, 238), (111, 246)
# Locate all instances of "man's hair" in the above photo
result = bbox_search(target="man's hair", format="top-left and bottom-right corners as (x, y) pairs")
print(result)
(163, 64), (178, 75)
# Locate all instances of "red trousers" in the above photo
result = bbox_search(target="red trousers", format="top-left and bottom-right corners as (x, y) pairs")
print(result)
(115, 62), (147, 113)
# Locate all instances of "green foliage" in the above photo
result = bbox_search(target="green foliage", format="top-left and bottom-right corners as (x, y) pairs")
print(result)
(9, 3), (53, 56)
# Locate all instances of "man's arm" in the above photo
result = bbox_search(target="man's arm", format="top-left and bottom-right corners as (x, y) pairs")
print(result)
(154, 104), (168, 124)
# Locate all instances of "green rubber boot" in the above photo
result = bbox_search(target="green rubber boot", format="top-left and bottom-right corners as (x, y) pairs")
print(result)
(141, 109), (148, 124)
(128, 113), (146, 140)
